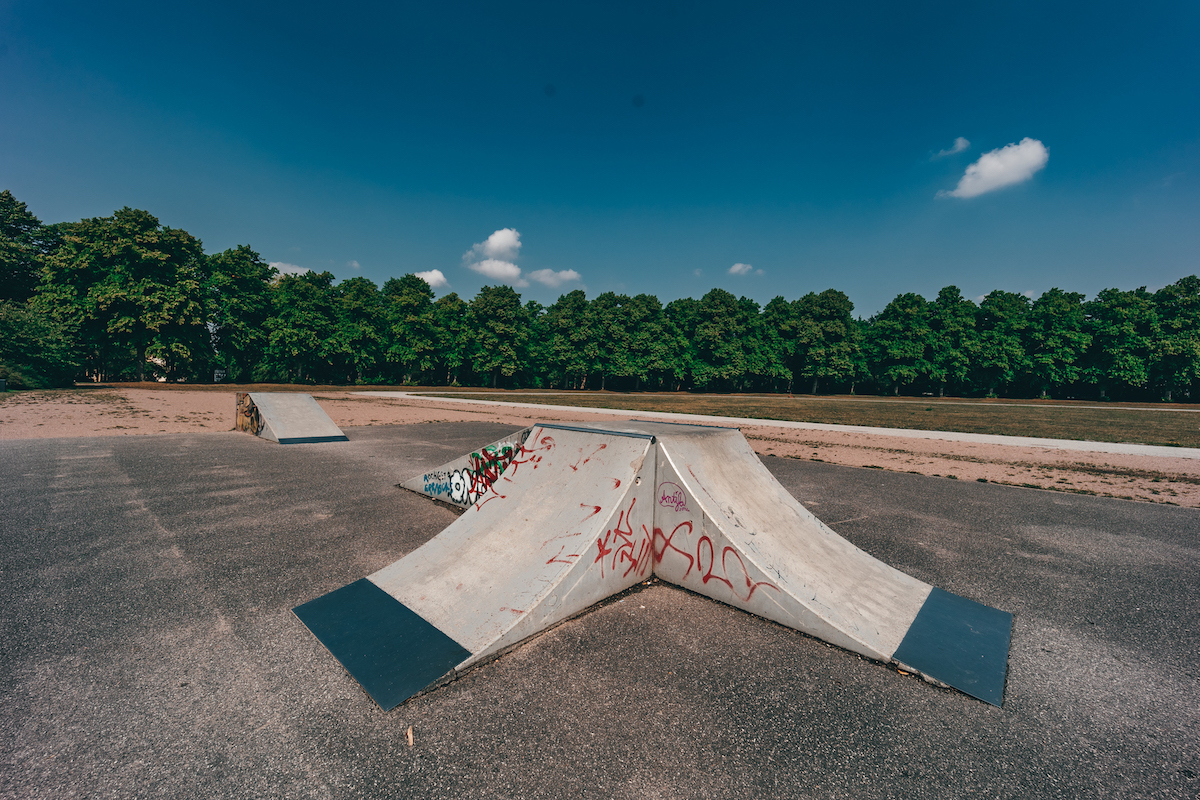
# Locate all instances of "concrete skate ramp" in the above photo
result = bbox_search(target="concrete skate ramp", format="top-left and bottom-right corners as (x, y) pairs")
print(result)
(398, 429), (531, 507)
(295, 421), (1011, 709)
(235, 392), (347, 444)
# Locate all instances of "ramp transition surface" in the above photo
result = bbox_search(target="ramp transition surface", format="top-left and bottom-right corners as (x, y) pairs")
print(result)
(235, 392), (348, 444)
(295, 421), (1012, 708)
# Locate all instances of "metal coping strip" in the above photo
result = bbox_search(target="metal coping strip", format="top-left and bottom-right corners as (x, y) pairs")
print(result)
(535, 423), (656, 442)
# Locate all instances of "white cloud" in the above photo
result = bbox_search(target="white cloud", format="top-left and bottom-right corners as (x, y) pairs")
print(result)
(728, 262), (753, 275)
(694, 268), (703, 277)
(466, 228), (522, 262)
(460, 227), (581, 289)
(528, 268), (581, 287)
(939, 137), (1048, 199)
(416, 269), (449, 289)
(935, 137), (970, 158)
(347, 260), (361, 270)
(468, 257), (528, 287)
(269, 261), (310, 275)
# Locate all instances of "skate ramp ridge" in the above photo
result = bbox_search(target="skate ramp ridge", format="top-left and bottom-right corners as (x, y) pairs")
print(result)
(295, 421), (1011, 709)
(235, 392), (348, 444)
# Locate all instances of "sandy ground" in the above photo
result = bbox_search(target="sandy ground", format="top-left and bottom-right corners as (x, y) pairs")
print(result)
(3, 386), (1199, 507)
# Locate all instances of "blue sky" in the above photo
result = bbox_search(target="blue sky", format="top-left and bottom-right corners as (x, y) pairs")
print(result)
(2, 1), (1197, 315)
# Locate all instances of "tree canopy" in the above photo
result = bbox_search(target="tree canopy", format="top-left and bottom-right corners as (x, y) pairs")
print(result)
(2, 188), (1198, 401)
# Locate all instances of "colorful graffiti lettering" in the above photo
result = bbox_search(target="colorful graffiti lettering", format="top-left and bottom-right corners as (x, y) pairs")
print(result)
(422, 470), (454, 496)
(657, 481), (690, 513)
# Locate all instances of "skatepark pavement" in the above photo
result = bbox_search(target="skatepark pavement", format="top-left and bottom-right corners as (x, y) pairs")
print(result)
(1, 422), (1197, 799)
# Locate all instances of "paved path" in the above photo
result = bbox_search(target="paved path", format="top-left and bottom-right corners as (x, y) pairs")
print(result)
(354, 391), (1200, 460)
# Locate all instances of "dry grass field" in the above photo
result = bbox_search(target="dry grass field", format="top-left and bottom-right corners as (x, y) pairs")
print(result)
(421, 390), (1200, 448)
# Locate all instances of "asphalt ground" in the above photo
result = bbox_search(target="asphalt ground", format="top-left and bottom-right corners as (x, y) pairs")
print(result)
(2, 422), (1197, 800)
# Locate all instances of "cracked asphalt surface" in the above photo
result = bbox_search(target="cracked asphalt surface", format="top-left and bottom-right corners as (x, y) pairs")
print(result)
(2, 422), (1197, 799)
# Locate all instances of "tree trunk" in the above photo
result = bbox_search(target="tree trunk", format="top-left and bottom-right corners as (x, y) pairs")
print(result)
(811, 376), (818, 395)
(601, 374), (606, 391)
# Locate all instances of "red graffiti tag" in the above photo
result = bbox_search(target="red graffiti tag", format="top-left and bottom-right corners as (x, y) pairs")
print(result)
(593, 497), (651, 579)
(569, 443), (607, 471)
(652, 521), (695, 575)
(697, 536), (778, 602)
(580, 504), (603, 520)
(506, 432), (555, 477)
(546, 545), (581, 566)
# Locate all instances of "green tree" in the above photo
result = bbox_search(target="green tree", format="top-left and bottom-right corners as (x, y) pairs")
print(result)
(794, 289), (860, 394)
(469, 284), (529, 388)
(1082, 287), (1156, 400)
(335, 276), (386, 382)
(207, 246), (275, 382)
(865, 293), (936, 395)
(432, 292), (471, 385)
(542, 290), (597, 389)
(41, 207), (209, 381)
(1023, 288), (1090, 398)
(1151, 275), (1200, 402)
(760, 296), (798, 392)
(692, 289), (748, 390)
(589, 292), (633, 390)
(971, 291), (1031, 397)
(383, 274), (439, 384)
(928, 286), (979, 397)
(261, 270), (340, 383)
(0, 300), (79, 387)
(626, 294), (677, 391)
(1, 190), (58, 302)
(663, 297), (701, 390)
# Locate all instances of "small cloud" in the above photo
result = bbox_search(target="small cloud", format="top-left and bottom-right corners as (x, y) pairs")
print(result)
(465, 228), (521, 263)
(528, 269), (581, 288)
(694, 269), (703, 277)
(462, 228), (530, 286)
(934, 137), (971, 158)
(938, 137), (1048, 199)
(1161, 171), (1184, 188)
(416, 269), (449, 290)
(469, 257), (528, 287)
(270, 261), (310, 275)
(1023, 289), (1035, 298)
(728, 263), (753, 276)
(347, 260), (361, 270)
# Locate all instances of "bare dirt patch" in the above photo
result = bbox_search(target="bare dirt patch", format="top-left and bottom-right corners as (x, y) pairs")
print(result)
(3, 386), (1198, 507)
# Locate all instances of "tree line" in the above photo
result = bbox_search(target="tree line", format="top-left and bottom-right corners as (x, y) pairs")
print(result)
(2, 190), (1198, 401)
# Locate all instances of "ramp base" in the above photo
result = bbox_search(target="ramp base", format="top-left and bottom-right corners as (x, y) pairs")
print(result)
(294, 579), (469, 711)
(892, 587), (1013, 707)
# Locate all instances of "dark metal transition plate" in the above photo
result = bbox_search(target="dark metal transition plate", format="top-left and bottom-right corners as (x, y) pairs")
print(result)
(293, 578), (470, 710)
(892, 587), (1013, 707)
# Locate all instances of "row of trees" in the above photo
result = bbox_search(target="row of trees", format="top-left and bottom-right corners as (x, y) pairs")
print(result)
(2, 190), (1199, 401)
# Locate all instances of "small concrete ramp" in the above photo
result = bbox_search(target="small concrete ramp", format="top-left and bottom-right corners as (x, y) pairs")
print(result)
(296, 421), (1011, 709)
(235, 392), (347, 444)
(398, 429), (532, 507)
